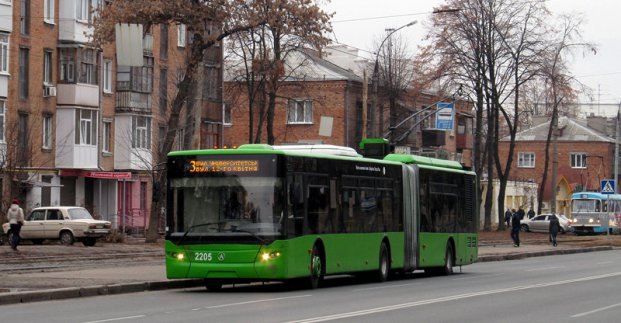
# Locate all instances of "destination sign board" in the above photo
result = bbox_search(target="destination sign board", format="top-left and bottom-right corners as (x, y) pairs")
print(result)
(188, 160), (259, 173)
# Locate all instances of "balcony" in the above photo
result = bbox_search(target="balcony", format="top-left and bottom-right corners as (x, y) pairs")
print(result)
(114, 115), (152, 170)
(57, 83), (99, 107)
(115, 88), (152, 113)
(58, 0), (93, 43)
(54, 108), (98, 169)
(0, 2), (12, 32)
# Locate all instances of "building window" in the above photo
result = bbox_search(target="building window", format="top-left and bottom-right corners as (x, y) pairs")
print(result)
(223, 103), (231, 126)
(132, 116), (151, 149)
(43, 50), (53, 85)
(75, 109), (97, 145)
(570, 153), (587, 169)
(130, 56), (153, 93)
(0, 101), (4, 142)
(287, 99), (313, 124)
(102, 121), (111, 153)
(79, 49), (97, 85)
(60, 48), (75, 82)
(18, 113), (28, 165)
(76, 0), (93, 22)
(19, 48), (29, 99)
(203, 65), (218, 100)
(20, 0), (29, 35)
(0, 33), (8, 73)
(518, 152), (535, 168)
(42, 114), (52, 149)
(44, 0), (54, 23)
(177, 24), (186, 47)
(159, 68), (167, 114)
(160, 24), (168, 59)
(103, 59), (112, 93)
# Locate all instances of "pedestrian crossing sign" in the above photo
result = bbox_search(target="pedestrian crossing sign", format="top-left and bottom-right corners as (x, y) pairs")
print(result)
(601, 179), (615, 194)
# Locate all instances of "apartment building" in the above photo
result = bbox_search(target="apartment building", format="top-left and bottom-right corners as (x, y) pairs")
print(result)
(1, 1), (222, 234)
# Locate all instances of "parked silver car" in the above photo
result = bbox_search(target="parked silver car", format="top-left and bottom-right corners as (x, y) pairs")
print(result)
(520, 214), (571, 233)
(2, 206), (111, 246)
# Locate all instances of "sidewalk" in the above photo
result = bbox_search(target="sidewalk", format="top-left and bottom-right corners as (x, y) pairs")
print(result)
(0, 242), (614, 305)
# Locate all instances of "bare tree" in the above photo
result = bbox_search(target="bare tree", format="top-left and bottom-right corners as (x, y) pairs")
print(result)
(535, 14), (595, 214)
(374, 32), (415, 142)
(93, 0), (332, 242)
(420, 0), (569, 230)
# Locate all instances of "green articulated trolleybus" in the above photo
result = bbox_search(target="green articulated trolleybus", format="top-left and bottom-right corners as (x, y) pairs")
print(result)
(165, 141), (478, 291)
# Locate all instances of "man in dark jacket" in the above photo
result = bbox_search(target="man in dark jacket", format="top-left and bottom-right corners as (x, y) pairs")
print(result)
(549, 215), (560, 247)
(510, 209), (521, 247)
(504, 208), (512, 228)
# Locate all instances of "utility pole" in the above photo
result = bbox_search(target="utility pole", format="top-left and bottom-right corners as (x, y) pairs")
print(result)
(371, 20), (417, 138)
(551, 112), (558, 214)
(615, 102), (620, 194)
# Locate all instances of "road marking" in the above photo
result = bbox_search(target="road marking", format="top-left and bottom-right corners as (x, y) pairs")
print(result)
(204, 295), (312, 309)
(451, 273), (505, 281)
(596, 261), (613, 265)
(526, 266), (562, 272)
(286, 272), (621, 323)
(353, 282), (421, 292)
(571, 302), (621, 318)
(83, 315), (146, 323)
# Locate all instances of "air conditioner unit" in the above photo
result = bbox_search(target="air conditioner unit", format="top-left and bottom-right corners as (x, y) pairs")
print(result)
(43, 86), (57, 97)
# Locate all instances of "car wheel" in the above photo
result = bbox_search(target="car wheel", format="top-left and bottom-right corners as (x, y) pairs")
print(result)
(520, 224), (529, 232)
(60, 231), (75, 245)
(82, 238), (97, 247)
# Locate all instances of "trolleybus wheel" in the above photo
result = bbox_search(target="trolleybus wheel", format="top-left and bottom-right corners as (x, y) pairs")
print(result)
(309, 244), (324, 289)
(377, 243), (390, 282)
(442, 243), (454, 276)
(205, 279), (223, 291)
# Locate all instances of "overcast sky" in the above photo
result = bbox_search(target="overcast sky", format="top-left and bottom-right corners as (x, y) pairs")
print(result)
(322, 0), (621, 107)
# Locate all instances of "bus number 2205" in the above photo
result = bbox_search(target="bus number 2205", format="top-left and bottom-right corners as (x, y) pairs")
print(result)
(194, 252), (225, 262)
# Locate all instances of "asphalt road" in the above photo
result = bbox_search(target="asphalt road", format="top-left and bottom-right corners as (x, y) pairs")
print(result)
(2, 249), (621, 323)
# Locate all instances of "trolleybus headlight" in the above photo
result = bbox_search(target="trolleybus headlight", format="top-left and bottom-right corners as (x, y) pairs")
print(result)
(173, 252), (185, 261)
(589, 218), (594, 223)
(261, 251), (281, 261)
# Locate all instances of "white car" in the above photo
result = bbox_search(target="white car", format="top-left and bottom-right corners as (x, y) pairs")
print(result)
(2, 206), (111, 246)
(520, 214), (571, 233)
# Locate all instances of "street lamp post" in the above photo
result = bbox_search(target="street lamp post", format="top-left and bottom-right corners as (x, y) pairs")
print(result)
(371, 20), (417, 138)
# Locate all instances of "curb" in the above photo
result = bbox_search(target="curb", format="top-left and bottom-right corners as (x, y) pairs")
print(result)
(0, 279), (204, 306)
(477, 246), (613, 262)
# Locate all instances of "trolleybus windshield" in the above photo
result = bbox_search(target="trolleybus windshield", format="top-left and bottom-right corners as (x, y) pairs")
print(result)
(167, 155), (284, 243)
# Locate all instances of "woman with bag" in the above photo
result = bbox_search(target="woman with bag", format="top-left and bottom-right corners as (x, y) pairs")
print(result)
(6, 198), (25, 251)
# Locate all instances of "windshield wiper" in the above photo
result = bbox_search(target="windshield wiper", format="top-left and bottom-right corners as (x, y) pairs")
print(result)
(177, 222), (227, 245)
(231, 228), (268, 245)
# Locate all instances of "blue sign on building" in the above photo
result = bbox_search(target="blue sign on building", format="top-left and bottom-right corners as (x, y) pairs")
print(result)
(601, 179), (615, 194)
(435, 103), (454, 130)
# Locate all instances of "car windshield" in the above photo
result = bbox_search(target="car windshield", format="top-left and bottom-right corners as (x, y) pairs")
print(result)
(68, 208), (94, 220)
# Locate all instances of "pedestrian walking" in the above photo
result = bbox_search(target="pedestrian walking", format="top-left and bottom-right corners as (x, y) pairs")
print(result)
(504, 208), (512, 228)
(510, 209), (521, 247)
(527, 208), (535, 219)
(549, 214), (560, 247)
(517, 207), (525, 220)
(6, 198), (25, 251)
